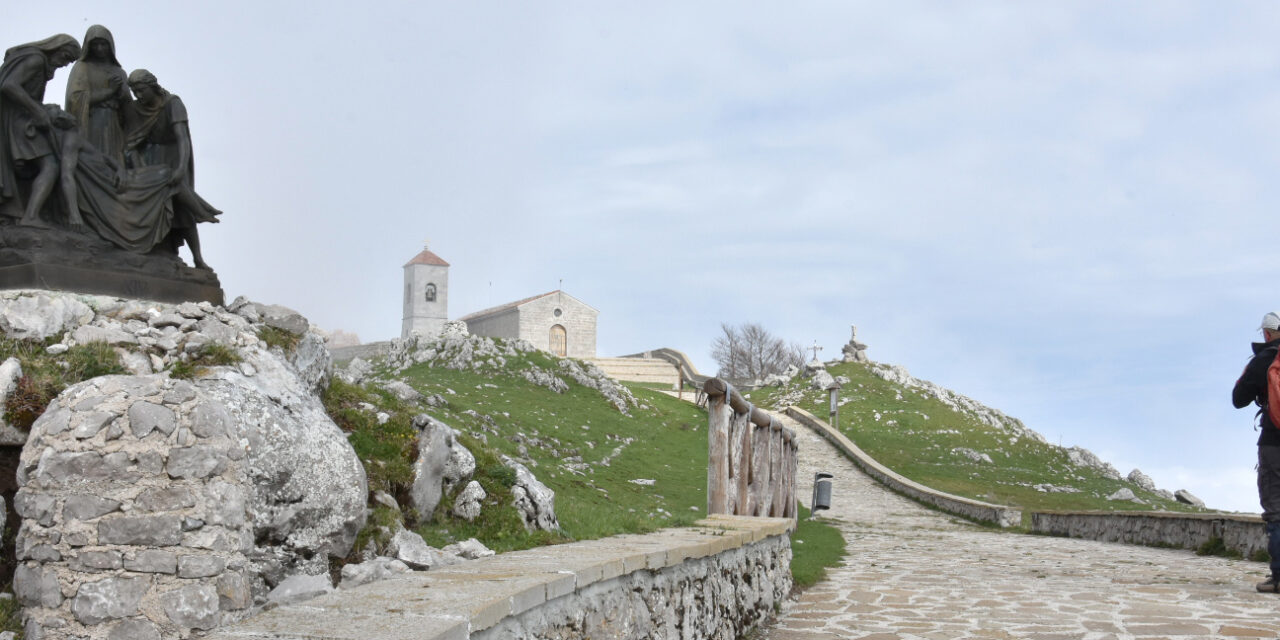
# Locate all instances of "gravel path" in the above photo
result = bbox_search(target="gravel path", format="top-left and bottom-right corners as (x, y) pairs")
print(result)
(761, 415), (1278, 640)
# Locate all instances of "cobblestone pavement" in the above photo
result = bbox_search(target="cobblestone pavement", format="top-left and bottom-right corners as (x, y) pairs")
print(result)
(762, 415), (1279, 640)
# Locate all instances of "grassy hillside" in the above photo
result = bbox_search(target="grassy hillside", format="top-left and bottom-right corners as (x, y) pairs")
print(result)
(332, 336), (710, 555)
(747, 360), (1203, 519)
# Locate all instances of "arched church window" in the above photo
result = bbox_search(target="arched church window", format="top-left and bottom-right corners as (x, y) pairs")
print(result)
(550, 324), (567, 357)
(404, 284), (410, 305)
(425, 283), (437, 302)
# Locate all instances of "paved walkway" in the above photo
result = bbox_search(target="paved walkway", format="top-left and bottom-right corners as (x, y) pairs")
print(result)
(763, 416), (1279, 640)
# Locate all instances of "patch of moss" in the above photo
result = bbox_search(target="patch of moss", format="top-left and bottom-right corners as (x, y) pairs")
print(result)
(1196, 536), (1244, 560)
(257, 325), (302, 354)
(169, 343), (242, 380)
(1, 338), (125, 429)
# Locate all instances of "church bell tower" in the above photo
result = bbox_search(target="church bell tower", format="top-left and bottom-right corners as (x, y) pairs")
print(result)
(401, 243), (449, 339)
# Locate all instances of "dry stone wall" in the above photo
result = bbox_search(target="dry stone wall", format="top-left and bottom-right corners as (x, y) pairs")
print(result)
(0, 290), (369, 639)
(14, 375), (254, 639)
(205, 515), (793, 640)
(1030, 510), (1266, 559)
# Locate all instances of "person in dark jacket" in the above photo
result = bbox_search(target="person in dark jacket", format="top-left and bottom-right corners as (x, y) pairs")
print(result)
(1233, 311), (1280, 592)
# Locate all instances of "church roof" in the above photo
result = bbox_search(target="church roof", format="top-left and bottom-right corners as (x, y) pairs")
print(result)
(458, 290), (596, 322)
(404, 248), (450, 267)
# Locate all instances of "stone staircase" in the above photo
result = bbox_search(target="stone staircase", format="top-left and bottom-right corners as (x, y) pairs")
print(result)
(587, 356), (680, 389)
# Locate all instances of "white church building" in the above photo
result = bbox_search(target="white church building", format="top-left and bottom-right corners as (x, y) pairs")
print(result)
(398, 245), (598, 358)
(459, 290), (598, 358)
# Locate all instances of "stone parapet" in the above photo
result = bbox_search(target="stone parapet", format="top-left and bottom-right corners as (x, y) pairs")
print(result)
(206, 515), (794, 640)
(1030, 510), (1266, 558)
(784, 406), (1022, 528)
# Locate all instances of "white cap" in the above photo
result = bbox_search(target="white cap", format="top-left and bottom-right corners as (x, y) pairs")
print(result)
(1261, 312), (1280, 332)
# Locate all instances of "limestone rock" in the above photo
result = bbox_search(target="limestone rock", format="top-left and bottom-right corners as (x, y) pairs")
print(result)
(0, 291), (92, 340)
(380, 380), (423, 403)
(160, 583), (220, 630)
(1065, 446), (1122, 480)
(286, 331), (332, 397)
(107, 619), (161, 640)
(1105, 488), (1143, 503)
(266, 573), (333, 606)
(255, 303), (309, 336)
(386, 528), (455, 570)
(809, 369), (836, 391)
(504, 455), (559, 532)
(1175, 489), (1205, 508)
(339, 557), (410, 589)
(3, 292), (367, 638)
(453, 480), (486, 521)
(952, 447), (992, 464)
(440, 320), (469, 339)
(336, 356), (373, 385)
(1127, 469), (1157, 492)
(443, 537), (494, 560)
(197, 340), (367, 578)
(373, 491), (400, 511)
(0, 357), (26, 444)
(71, 576), (148, 624)
(410, 414), (473, 518)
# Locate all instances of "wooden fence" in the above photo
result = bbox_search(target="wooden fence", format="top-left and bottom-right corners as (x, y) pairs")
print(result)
(703, 378), (797, 518)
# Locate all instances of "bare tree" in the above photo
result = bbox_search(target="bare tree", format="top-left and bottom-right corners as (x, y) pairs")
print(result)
(711, 322), (804, 381)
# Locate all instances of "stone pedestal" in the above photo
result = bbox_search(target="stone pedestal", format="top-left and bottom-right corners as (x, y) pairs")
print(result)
(0, 220), (223, 305)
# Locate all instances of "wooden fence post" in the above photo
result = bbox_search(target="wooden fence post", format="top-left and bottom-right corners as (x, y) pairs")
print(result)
(707, 389), (731, 515)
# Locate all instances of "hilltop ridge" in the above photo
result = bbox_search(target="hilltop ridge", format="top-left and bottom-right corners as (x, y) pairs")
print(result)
(748, 358), (1204, 517)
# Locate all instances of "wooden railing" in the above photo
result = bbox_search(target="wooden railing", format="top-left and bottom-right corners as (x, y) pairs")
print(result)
(703, 378), (797, 518)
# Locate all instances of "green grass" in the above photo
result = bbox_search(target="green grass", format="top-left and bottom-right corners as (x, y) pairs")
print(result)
(326, 340), (710, 560)
(0, 590), (19, 637)
(749, 361), (1202, 520)
(395, 352), (708, 543)
(257, 325), (302, 353)
(1197, 537), (1245, 560)
(790, 505), (846, 588)
(169, 343), (242, 380)
(1, 337), (126, 430)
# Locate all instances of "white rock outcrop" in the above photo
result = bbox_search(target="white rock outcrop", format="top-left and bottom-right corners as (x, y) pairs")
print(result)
(504, 456), (559, 532)
(2, 290), (367, 638)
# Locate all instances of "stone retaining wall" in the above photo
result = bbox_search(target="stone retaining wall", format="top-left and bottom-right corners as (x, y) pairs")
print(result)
(784, 406), (1021, 528)
(206, 514), (793, 640)
(1030, 510), (1267, 559)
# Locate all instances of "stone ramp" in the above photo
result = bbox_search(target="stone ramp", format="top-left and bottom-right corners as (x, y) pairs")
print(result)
(765, 415), (1280, 639)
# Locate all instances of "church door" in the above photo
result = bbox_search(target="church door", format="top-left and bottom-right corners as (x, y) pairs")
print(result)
(549, 324), (567, 357)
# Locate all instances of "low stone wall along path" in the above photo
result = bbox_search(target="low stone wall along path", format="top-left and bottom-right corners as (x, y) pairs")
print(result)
(764, 415), (1280, 640)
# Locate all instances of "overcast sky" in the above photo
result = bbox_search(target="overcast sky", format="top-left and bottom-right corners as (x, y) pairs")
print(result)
(8, 2), (1279, 512)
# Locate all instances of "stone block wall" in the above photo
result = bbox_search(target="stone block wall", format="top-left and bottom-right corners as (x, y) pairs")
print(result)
(1030, 510), (1267, 559)
(463, 308), (519, 345)
(14, 375), (254, 639)
(205, 515), (793, 640)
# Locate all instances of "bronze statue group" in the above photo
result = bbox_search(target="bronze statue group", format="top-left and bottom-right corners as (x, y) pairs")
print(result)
(0, 26), (220, 269)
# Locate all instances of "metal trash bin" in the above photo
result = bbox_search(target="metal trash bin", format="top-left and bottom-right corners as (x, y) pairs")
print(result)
(810, 472), (833, 517)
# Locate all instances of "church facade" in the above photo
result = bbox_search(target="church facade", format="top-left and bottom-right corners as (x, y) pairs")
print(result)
(459, 290), (597, 358)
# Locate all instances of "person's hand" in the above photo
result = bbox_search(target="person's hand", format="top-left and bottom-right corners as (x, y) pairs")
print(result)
(32, 109), (51, 130)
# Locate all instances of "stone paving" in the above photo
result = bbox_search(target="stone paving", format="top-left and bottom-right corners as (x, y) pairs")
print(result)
(763, 415), (1280, 640)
